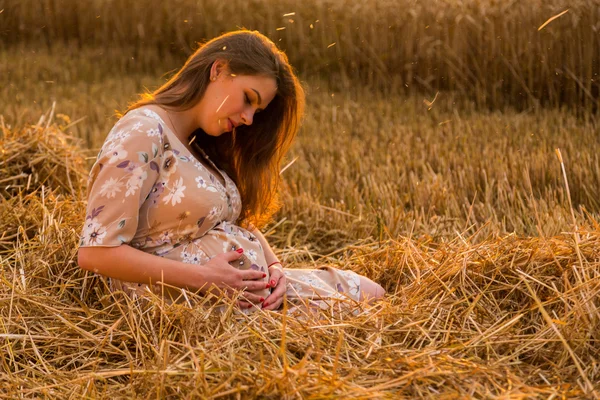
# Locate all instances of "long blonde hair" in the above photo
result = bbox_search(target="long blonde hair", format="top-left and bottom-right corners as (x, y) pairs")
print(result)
(127, 30), (305, 228)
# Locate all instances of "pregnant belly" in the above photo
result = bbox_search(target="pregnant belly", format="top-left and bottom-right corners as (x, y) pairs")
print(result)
(153, 222), (270, 298)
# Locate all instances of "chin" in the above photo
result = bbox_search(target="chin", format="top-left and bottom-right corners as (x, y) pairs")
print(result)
(209, 122), (230, 136)
(205, 128), (225, 137)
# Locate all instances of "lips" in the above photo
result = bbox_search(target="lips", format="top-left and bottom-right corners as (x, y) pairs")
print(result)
(227, 118), (233, 131)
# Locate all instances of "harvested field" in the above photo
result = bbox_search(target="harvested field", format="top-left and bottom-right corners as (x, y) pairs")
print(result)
(1, 96), (599, 399)
(1, 0), (600, 398)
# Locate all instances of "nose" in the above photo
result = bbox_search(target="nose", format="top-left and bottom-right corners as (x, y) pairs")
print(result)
(241, 109), (255, 126)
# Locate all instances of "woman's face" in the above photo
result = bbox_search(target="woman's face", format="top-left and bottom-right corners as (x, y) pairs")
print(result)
(195, 67), (278, 136)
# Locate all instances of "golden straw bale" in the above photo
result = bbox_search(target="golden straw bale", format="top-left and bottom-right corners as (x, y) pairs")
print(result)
(0, 114), (88, 251)
(0, 115), (88, 200)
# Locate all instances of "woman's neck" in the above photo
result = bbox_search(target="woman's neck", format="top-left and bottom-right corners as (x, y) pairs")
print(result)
(163, 107), (198, 145)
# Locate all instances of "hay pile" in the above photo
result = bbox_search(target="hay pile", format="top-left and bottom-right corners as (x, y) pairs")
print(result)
(0, 116), (598, 398)
(0, 108), (87, 251)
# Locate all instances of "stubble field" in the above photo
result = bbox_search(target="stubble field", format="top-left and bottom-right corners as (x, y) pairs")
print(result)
(1, 0), (599, 398)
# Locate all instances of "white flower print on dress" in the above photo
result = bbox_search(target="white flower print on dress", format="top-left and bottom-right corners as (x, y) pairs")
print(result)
(245, 249), (258, 262)
(192, 159), (207, 173)
(125, 167), (148, 197)
(163, 177), (186, 206)
(181, 249), (208, 265)
(220, 221), (238, 237)
(146, 127), (161, 137)
(142, 109), (164, 122)
(107, 128), (130, 144)
(196, 175), (219, 193)
(99, 177), (123, 198)
(338, 270), (361, 299)
(107, 144), (128, 164)
(297, 271), (328, 291)
(131, 122), (143, 131)
(180, 250), (190, 261)
(195, 176), (207, 189)
(82, 218), (107, 246)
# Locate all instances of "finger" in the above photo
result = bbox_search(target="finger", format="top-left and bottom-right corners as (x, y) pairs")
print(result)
(271, 276), (287, 297)
(241, 280), (270, 292)
(221, 248), (245, 263)
(263, 280), (286, 308)
(263, 295), (284, 311)
(240, 292), (265, 304)
(238, 300), (253, 309)
(267, 272), (283, 290)
(240, 269), (267, 281)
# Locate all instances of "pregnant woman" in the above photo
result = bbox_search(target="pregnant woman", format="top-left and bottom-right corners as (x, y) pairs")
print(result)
(77, 30), (385, 313)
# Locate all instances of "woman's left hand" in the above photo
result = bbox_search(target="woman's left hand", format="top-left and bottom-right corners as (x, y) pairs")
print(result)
(262, 263), (286, 310)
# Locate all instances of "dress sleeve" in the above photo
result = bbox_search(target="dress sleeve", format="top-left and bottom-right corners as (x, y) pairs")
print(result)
(79, 112), (165, 248)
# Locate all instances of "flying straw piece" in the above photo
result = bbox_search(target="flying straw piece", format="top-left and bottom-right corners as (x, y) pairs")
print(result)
(283, 12), (295, 17)
(215, 95), (230, 114)
(538, 9), (569, 31)
(276, 27), (286, 31)
(279, 156), (298, 175)
(423, 91), (439, 107)
(327, 42), (336, 48)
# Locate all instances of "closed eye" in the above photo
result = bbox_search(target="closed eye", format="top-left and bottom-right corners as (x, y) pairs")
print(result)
(245, 92), (263, 113)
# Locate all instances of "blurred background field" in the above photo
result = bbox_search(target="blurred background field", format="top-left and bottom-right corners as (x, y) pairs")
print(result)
(1, 0), (599, 398)
(3, 0), (600, 112)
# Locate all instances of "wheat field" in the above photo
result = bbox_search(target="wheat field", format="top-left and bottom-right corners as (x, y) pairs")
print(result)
(3, 0), (600, 111)
(1, 0), (599, 398)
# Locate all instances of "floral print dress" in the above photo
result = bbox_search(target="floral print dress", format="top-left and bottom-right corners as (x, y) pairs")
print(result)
(79, 107), (361, 313)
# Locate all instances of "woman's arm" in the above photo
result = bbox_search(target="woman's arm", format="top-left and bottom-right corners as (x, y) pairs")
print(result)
(77, 245), (268, 296)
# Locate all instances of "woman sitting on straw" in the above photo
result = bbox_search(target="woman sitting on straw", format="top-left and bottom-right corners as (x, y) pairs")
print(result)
(77, 30), (385, 313)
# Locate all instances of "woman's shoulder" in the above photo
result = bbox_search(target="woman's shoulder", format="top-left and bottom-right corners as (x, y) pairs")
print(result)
(115, 106), (168, 132)
(102, 106), (168, 151)
(125, 105), (167, 124)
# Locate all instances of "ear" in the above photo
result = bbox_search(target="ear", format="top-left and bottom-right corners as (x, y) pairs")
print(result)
(210, 60), (229, 81)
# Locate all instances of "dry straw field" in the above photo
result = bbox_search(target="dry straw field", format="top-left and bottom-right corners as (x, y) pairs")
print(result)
(1, 0), (600, 398)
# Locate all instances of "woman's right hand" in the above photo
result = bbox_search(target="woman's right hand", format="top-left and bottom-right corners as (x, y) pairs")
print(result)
(197, 248), (268, 309)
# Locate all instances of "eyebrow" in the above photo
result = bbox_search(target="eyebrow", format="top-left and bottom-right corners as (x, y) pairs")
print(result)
(251, 88), (262, 105)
